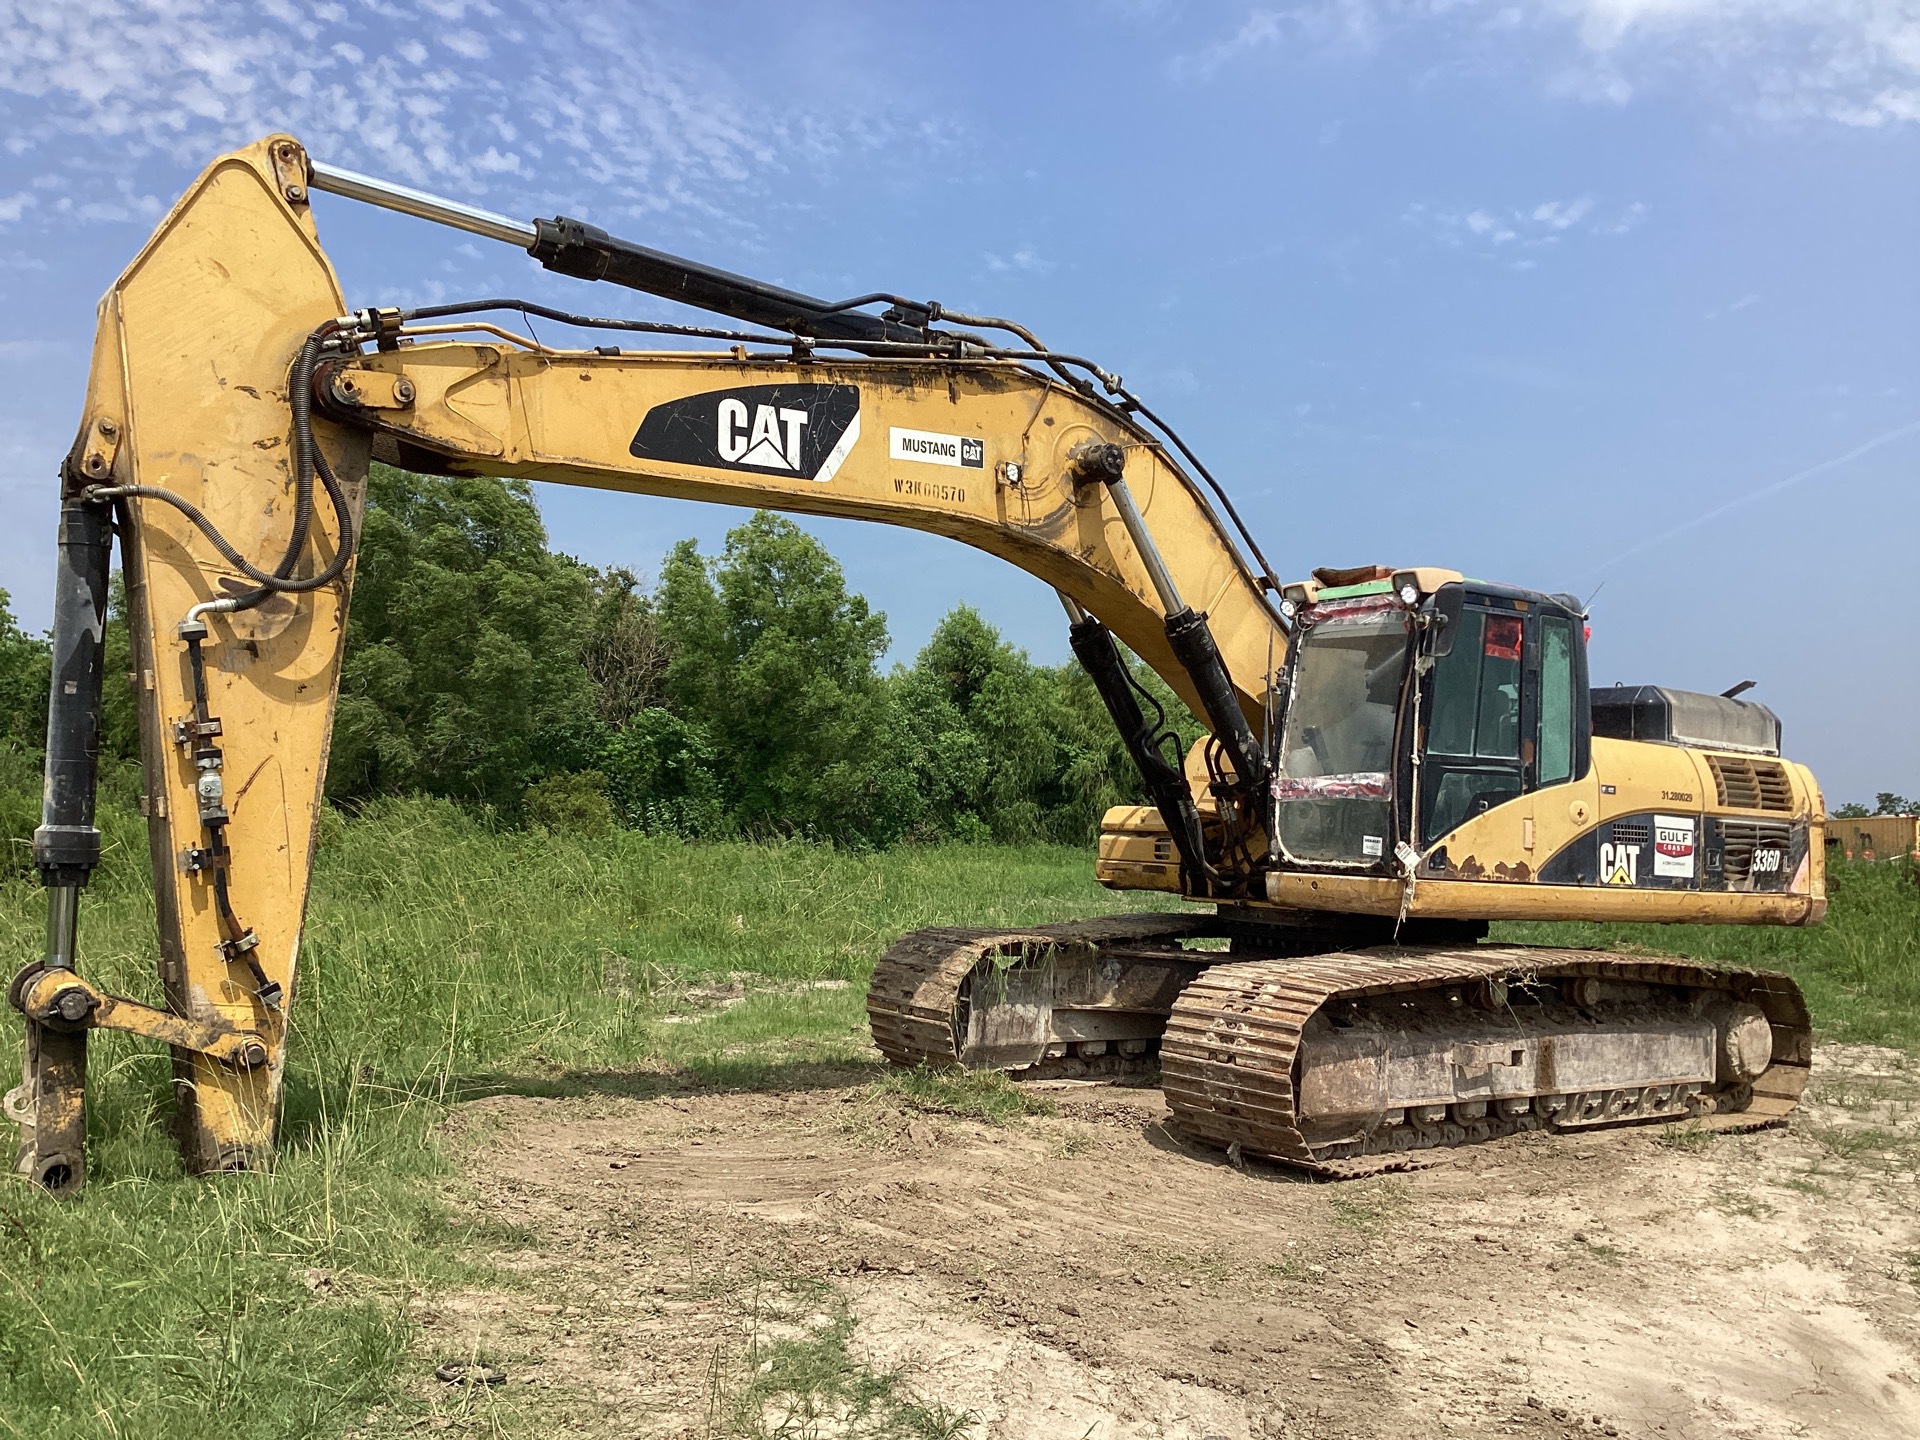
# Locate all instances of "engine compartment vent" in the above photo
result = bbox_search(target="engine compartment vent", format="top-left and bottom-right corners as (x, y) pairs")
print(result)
(1709, 755), (1794, 813)
(1720, 819), (1794, 885)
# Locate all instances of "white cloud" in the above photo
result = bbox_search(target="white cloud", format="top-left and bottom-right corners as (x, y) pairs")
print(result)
(441, 29), (490, 61)
(1177, 2), (1920, 126)
(1531, 195), (1596, 228)
(983, 246), (1054, 275)
(1172, 1), (1385, 78)
(0, 0), (940, 234)
(1406, 193), (1643, 254)
(1599, 199), (1648, 234)
(1465, 208), (1518, 241)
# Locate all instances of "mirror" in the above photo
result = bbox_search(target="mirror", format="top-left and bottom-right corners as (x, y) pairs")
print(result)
(1430, 583), (1464, 658)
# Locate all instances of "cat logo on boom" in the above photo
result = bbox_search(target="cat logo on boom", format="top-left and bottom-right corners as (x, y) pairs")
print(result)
(630, 384), (861, 483)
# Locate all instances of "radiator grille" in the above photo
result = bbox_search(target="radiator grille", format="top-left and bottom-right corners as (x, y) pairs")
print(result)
(1720, 819), (1793, 885)
(1708, 755), (1794, 812)
(1609, 822), (1650, 846)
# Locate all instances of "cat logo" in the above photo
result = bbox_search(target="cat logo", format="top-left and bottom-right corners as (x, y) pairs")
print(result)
(629, 384), (861, 483)
(1598, 840), (1641, 886)
(718, 398), (811, 470)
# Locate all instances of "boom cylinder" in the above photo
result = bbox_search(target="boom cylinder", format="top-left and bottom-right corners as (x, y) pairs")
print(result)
(13, 494), (114, 1194)
(1071, 442), (1269, 792)
(1163, 606), (1268, 791)
(1068, 613), (1210, 889)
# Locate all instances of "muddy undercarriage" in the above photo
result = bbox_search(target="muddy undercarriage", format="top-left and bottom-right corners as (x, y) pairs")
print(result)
(866, 914), (1811, 1177)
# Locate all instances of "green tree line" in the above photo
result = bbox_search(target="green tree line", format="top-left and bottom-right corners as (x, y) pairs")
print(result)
(1, 465), (1199, 860)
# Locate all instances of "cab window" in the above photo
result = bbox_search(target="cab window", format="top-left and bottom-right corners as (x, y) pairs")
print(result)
(1420, 605), (1525, 843)
(1538, 615), (1575, 787)
(1428, 610), (1522, 761)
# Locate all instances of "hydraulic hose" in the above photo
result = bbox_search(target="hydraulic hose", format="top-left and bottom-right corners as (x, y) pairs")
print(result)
(85, 324), (356, 613)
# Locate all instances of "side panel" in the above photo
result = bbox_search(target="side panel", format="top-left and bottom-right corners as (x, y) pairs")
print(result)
(99, 138), (365, 1169)
(1261, 737), (1824, 926)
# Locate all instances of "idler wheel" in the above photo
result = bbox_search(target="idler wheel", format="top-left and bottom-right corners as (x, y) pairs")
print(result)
(1712, 1001), (1774, 1085)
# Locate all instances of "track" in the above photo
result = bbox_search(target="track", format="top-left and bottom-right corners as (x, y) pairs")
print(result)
(867, 918), (1812, 1176)
(1161, 945), (1811, 1178)
(865, 914), (1213, 1081)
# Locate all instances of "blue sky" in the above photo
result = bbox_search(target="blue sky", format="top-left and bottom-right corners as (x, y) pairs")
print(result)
(0, 1), (1915, 805)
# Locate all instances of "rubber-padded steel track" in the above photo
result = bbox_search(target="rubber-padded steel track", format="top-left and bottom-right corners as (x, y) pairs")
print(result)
(1160, 945), (1812, 1178)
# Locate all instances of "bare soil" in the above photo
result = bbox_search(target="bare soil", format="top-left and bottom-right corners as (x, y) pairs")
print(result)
(404, 1044), (1920, 1439)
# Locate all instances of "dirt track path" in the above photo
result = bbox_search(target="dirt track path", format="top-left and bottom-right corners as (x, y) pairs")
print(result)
(407, 1045), (1920, 1439)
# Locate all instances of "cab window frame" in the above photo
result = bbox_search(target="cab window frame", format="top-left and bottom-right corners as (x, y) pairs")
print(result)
(1414, 587), (1589, 847)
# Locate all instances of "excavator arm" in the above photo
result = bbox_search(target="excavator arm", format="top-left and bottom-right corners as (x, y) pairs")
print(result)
(9, 135), (1289, 1188)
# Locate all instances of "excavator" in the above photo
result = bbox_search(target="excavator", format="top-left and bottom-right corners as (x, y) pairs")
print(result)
(8, 136), (1823, 1193)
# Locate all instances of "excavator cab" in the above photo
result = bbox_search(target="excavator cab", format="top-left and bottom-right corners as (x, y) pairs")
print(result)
(1271, 568), (1590, 873)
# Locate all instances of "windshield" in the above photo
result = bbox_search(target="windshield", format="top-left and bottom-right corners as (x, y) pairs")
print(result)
(1276, 602), (1410, 865)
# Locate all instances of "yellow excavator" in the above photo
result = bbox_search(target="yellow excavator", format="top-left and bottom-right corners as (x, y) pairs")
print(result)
(8, 136), (1823, 1192)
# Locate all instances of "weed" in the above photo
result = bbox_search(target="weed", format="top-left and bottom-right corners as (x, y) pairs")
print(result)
(1656, 1123), (1714, 1153)
(1807, 1122), (1901, 1163)
(2, 803), (1913, 1438)
(861, 1066), (1055, 1127)
(1048, 1126), (1097, 1160)
(1327, 1185), (1403, 1234)
(706, 1283), (978, 1439)
(0, 802), (1152, 1439)
(1571, 1233), (1624, 1266)
(1712, 1189), (1778, 1220)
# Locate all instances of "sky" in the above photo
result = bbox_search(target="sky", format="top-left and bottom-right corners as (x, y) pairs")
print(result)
(0, 0), (1914, 805)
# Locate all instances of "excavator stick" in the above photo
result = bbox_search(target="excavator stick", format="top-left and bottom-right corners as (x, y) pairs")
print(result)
(8, 137), (366, 1188)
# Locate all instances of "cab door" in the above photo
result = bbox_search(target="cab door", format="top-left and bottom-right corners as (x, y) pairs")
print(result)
(1417, 590), (1586, 847)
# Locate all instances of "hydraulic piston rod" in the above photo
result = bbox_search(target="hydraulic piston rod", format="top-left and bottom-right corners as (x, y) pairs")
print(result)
(1069, 442), (1269, 793)
(308, 157), (930, 347)
(9, 494), (113, 1194)
(308, 160), (537, 247)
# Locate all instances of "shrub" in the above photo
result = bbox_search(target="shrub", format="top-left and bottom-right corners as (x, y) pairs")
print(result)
(523, 770), (615, 838)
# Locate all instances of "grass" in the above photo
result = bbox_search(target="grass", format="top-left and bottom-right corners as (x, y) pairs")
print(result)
(0, 794), (1913, 1438)
(860, 1067), (1055, 1127)
(0, 794), (1159, 1440)
(1655, 1123), (1715, 1153)
(705, 1279), (978, 1440)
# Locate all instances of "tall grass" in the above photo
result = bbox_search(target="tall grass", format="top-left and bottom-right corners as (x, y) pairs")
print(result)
(0, 796), (1913, 1437)
(0, 797), (1158, 1439)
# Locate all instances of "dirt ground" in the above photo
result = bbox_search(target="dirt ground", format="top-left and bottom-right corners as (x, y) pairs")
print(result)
(400, 1044), (1920, 1439)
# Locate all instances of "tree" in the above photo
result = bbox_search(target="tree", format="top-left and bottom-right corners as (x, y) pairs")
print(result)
(658, 513), (920, 844)
(0, 588), (49, 753)
(327, 465), (603, 811)
(581, 566), (669, 727)
(597, 707), (725, 836)
(1836, 795), (1917, 818)
(897, 606), (1073, 842)
(890, 604), (1208, 845)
